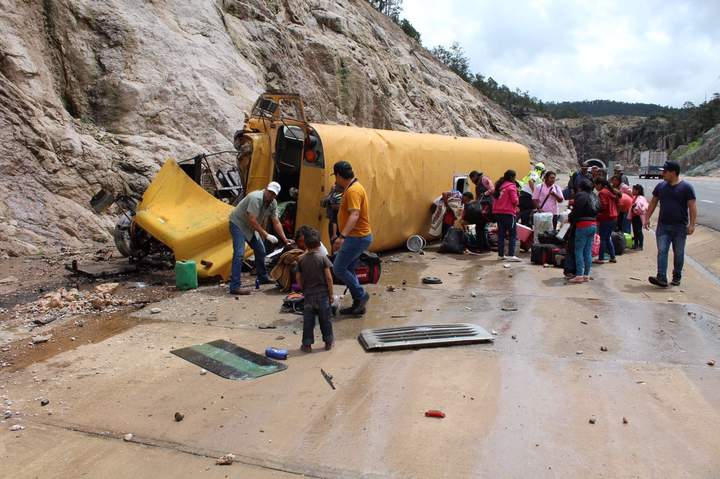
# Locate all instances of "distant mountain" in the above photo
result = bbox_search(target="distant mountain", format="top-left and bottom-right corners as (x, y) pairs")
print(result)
(545, 100), (677, 119)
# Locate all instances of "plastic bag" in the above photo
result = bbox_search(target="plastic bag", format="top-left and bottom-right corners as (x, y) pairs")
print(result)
(533, 212), (555, 243)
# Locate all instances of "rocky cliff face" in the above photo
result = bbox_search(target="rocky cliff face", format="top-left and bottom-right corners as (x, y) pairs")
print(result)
(0, 0), (576, 256)
(676, 124), (720, 176)
(560, 116), (673, 170)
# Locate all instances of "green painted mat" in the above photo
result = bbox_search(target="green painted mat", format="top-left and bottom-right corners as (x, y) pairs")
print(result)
(171, 340), (287, 380)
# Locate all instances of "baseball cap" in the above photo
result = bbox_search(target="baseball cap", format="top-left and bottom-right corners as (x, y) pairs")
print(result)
(332, 160), (354, 179)
(535, 162), (546, 171)
(266, 181), (281, 195)
(661, 161), (680, 174)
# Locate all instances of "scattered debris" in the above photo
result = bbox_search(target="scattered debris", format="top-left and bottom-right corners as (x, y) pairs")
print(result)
(386, 285), (396, 292)
(708, 360), (716, 367)
(471, 292), (477, 297)
(258, 324), (277, 329)
(421, 276), (442, 285)
(3, 410), (12, 419)
(359, 324), (494, 351)
(503, 264), (511, 269)
(150, 307), (162, 314)
(491, 330), (498, 336)
(600, 346), (608, 352)
(588, 418), (596, 425)
(31, 334), (52, 344)
(123, 433), (133, 441)
(622, 417), (629, 425)
(668, 298), (674, 303)
(511, 335), (517, 340)
(94, 282), (120, 294)
(390, 315), (407, 318)
(174, 412), (184, 422)
(320, 368), (336, 390)
(0, 276), (18, 284)
(580, 320), (588, 325)
(389, 256), (401, 262)
(501, 306), (518, 312)
(40, 398), (49, 407)
(576, 350), (583, 355)
(9, 424), (24, 432)
(275, 336), (285, 340)
(401, 280), (407, 286)
(425, 410), (446, 419)
(199, 369), (207, 375)
(630, 277), (641, 281)
(593, 315), (599, 319)
(216, 454), (235, 466)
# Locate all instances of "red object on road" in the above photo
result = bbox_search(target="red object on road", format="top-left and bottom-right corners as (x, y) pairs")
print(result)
(425, 410), (446, 419)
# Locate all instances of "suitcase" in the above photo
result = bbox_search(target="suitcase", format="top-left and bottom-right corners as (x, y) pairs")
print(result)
(330, 252), (382, 285)
(531, 243), (557, 265)
(611, 231), (626, 256)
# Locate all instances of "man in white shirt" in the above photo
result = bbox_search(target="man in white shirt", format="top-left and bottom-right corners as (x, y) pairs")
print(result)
(532, 170), (564, 229)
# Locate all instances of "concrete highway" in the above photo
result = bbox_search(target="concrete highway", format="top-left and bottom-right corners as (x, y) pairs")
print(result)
(631, 176), (720, 231)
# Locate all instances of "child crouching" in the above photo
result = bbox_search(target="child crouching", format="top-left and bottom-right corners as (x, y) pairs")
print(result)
(296, 227), (334, 352)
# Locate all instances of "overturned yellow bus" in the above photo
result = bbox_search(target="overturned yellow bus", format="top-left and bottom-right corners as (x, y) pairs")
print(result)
(126, 92), (530, 280)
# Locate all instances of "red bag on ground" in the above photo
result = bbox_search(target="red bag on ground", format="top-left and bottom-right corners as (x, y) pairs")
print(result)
(592, 234), (601, 257)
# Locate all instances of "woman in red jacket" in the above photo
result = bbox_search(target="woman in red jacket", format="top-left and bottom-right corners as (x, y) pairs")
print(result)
(492, 170), (521, 262)
(594, 178), (619, 264)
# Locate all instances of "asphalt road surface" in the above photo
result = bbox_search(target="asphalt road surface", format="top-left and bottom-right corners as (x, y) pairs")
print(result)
(631, 176), (720, 231)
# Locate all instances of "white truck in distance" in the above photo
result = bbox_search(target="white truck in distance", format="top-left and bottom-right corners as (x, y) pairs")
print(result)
(639, 150), (667, 179)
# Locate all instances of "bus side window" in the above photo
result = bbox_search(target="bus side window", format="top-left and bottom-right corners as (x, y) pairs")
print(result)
(453, 175), (468, 193)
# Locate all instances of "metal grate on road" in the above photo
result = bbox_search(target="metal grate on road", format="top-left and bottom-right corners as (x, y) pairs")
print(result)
(358, 323), (494, 351)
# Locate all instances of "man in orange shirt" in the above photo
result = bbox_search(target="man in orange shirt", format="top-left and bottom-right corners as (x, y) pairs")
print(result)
(331, 161), (373, 316)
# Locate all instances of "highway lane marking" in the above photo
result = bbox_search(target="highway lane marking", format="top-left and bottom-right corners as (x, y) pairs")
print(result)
(701, 200), (715, 204)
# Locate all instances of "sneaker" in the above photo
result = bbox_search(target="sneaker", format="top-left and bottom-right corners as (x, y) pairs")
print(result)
(593, 259), (606, 265)
(257, 277), (275, 285)
(229, 288), (252, 295)
(609, 258), (617, 263)
(324, 342), (334, 351)
(300, 345), (312, 353)
(505, 256), (522, 262)
(568, 277), (585, 284)
(356, 291), (370, 309)
(648, 276), (669, 288)
(339, 304), (358, 315)
(671, 277), (681, 286)
(498, 256), (505, 260)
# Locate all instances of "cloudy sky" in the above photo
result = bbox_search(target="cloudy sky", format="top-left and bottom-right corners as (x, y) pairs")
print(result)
(403, 0), (720, 106)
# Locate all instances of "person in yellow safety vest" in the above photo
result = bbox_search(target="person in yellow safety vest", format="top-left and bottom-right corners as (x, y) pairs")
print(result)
(518, 162), (546, 225)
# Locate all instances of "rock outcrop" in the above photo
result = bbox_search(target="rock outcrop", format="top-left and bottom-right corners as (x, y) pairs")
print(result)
(560, 116), (673, 170)
(0, 0), (576, 256)
(675, 124), (720, 176)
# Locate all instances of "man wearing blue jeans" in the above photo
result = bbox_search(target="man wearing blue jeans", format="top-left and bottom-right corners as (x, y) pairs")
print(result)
(331, 161), (373, 316)
(228, 182), (290, 295)
(645, 161), (697, 288)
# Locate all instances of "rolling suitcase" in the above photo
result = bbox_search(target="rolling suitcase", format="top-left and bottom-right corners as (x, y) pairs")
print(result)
(611, 231), (626, 256)
(531, 243), (556, 265)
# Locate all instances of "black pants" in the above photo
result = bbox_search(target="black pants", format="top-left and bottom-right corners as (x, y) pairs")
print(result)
(302, 293), (333, 346)
(631, 216), (644, 248)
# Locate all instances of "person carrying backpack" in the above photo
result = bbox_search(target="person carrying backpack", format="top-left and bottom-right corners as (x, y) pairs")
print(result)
(567, 179), (599, 283)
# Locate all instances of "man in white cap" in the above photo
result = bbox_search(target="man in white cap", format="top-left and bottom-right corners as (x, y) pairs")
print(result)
(228, 181), (290, 295)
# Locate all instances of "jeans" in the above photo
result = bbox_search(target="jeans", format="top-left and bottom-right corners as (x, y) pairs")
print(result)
(229, 222), (269, 291)
(617, 213), (631, 234)
(333, 234), (373, 301)
(574, 225), (596, 277)
(656, 223), (688, 281)
(496, 214), (516, 257)
(598, 219), (616, 260)
(302, 293), (334, 346)
(631, 216), (644, 248)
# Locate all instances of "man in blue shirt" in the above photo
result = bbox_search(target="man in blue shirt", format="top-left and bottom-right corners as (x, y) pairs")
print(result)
(644, 161), (697, 287)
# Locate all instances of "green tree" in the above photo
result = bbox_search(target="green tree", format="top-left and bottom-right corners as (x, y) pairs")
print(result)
(431, 42), (471, 82)
(368, 0), (403, 21)
(399, 18), (421, 43)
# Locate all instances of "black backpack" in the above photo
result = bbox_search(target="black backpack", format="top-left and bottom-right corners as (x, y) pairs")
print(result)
(439, 227), (466, 254)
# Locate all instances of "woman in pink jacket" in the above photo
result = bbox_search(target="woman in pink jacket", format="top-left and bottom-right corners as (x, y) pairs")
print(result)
(492, 170), (521, 261)
(628, 184), (649, 250)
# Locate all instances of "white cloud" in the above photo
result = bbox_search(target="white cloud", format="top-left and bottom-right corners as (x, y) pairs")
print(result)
(402, 0), (720, 106)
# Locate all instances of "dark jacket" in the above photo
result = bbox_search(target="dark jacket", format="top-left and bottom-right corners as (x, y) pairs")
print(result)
(569, 191), (598, 224)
